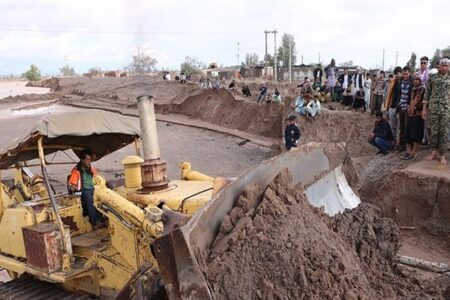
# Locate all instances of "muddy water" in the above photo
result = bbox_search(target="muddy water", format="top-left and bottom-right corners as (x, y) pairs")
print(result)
(0, 81), (50, 99)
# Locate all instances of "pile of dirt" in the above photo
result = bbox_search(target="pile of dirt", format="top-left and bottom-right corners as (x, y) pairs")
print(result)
(58, 76), (200, 105)
(0, 93), (57, 103)
(55, 77), (379, 156)
(166, 88), (284, 138)
(360, 167), (450, 235)
(282, 98), (376, 157)
(26, 77), (61, 91)
(204, 169), (448, 299)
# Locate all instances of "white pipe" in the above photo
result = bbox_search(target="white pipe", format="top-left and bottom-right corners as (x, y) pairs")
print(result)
(137, 95), (160, 161)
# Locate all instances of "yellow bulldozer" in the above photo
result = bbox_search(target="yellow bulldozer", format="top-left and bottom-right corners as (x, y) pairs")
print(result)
(0, 95), (226, 299)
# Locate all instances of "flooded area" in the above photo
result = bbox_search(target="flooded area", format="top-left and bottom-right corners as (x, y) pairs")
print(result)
(0, 81), (50, 99)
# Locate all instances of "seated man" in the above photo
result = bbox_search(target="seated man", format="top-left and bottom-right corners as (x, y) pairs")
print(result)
(368, 111), (394, 154)
(256, 84), (268, 103)
(228, 79), (238, 95)
(242, 85), (251, 97)
(272, 88), (282, 103)
(316, 87), (330, 103)
(294, 96), (308, 116)
(306, 96), (321, 118)
(353, 87), (366, 112)
(68, 148), (101, 226)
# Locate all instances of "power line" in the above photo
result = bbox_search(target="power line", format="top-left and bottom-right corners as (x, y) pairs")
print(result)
(0, 27), (259, 35)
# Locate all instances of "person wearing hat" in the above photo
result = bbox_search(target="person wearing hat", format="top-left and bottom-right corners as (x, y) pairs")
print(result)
(403, 74), (426, 160)
(284, 115), (301, 150)
(423, 58), (450, 165)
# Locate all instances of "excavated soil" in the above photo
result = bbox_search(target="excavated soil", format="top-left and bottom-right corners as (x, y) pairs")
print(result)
(204, 169), (449, 299)
(360, 167), (450, 235)
(51, 77), (376, 157)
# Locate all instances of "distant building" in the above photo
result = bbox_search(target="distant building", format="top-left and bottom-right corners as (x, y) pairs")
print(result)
(202, 66), (239, 80)
(278, 64), (314, 82)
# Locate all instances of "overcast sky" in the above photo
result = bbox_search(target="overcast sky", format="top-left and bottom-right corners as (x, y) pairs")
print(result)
(0, 0), (448, 75)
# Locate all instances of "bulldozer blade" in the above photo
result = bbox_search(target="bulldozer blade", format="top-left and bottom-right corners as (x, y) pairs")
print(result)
(153, 142), (359, 299)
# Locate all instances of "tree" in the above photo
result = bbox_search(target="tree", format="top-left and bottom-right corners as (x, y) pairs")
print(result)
(22, 64), (41, 81)
(125, 53), (158, 74)
(430, 48), (442, 68)
(406, 52), (417, 73)
(442, 45), (450, 57)
(276, 33), (296, 67)
(59, 64), (76, 77)
(264, 53), (274, 67)
(180, 56), (205, 75)
(88, 66), (102, 76)
(244, 53), (259, 65)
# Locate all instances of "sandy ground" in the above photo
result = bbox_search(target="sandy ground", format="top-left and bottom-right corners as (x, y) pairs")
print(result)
(0, 81), (50, 99)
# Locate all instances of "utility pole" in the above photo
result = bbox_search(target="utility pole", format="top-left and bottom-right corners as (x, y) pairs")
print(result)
(236, 42), (240, 66)
(289, 42), (292, 83)
(395, 51), (398, 66)
(264, 30), (269, 79)
(137, 46), (141, 73)
(273, 29), (278, 81)
(382, 49), (385, 71)
(318, 51), (321, 64)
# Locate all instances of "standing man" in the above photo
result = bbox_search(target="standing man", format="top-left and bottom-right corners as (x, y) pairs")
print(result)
(417, 56), (430, 86)
(372, 71), (386, 114)
(423, 58), (450, 165)
(386, 66), (404, 149)
(352, 67), (364, 94)
(68, 149), (101, 226)
(396, 67), (413, 152)
(324, 59), (338, 99)
(417, 56), (431, 145)
(338, 67), (351, 90)
(313, 64), (323, 85)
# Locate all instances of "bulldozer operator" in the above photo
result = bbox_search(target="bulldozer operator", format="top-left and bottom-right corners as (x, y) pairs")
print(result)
(68, 148), (102, 227)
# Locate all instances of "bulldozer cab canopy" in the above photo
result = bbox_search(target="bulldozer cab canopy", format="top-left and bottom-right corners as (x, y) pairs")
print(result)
(0, 110), (141, 169)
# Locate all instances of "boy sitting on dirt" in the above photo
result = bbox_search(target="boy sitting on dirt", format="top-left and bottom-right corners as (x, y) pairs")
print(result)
(284, 115), (301, 150)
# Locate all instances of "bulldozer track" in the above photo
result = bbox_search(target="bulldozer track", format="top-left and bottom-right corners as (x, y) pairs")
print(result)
(0, 278), (93, 300)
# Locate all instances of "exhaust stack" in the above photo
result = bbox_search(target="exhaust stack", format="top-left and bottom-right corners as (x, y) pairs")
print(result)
(137, 95), (169, 191)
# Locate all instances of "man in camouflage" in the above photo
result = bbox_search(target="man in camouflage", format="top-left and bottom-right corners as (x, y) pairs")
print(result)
(423, 58), (450, 165)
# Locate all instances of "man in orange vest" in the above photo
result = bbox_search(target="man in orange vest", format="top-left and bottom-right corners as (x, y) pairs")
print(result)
(68, 149), (100, 226)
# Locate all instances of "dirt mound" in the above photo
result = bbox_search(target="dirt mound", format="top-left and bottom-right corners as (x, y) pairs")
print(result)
(54, 77), (381, 156)
(360, 168), (450, 235)
(26, 77), (60, 91)
(166, 89), (283, 138)
(204, 169), (448, 299)
(58, 76), (200, 105)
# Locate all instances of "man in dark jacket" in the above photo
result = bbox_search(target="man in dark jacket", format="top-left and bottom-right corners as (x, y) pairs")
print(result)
(338, 67), (351, 89)
(284, 115), (301, 150)
(393, 67), (413, 151)
(369, 111), (394, 154)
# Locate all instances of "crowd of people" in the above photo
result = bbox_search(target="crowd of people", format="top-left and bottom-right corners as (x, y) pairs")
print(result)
(160, 66), (448, 163)
(366, 57), (449, 165)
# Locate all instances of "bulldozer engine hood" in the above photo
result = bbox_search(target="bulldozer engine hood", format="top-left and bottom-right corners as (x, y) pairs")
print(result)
(0, 109), (141, 169)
